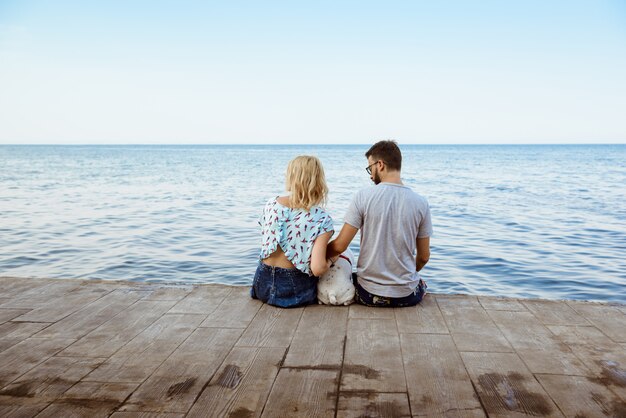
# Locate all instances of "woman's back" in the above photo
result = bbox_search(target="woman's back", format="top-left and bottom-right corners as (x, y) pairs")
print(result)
(259, 195), (333, 275)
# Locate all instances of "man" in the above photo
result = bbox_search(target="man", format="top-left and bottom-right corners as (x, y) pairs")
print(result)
(327, 140), (432, 307)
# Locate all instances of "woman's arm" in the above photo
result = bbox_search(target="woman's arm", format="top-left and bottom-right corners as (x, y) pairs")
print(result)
(310, 231), (334, 277)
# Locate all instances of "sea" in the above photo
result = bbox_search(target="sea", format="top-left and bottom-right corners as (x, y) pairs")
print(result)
(1, 144), (625, 303)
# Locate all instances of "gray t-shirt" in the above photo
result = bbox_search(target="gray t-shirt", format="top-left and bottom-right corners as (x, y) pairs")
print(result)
(344, 182), (433, 298)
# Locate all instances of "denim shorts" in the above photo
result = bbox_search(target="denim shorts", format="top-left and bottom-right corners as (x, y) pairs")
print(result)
(352, 273), (426, 307)
(250, 262), (318, 308)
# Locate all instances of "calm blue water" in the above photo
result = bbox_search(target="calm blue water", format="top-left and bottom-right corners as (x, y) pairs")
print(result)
(1, 144), (625, 303)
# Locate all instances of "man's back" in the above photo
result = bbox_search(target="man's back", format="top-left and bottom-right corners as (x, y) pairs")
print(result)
(344, 182), (432, 298)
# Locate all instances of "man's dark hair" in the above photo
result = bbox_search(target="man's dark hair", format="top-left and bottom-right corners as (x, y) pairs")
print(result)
(365, 140), (402, 171)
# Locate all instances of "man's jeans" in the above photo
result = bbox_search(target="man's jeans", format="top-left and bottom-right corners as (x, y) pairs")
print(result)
(352, 273), (426, 307)
(250, 262), (318, 308)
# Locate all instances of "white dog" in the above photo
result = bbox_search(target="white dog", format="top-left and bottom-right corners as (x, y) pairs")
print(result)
(317, 249), (356, 305)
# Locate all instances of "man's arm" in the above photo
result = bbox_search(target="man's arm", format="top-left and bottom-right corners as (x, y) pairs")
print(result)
(327, 223), (359, 259)
(416, 237), (430, 272)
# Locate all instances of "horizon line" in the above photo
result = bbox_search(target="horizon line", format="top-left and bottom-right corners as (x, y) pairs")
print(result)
(1, 142), (625, 146)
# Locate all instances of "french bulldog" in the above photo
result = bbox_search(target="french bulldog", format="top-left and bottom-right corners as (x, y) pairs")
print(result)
(317, 248), (355, 305)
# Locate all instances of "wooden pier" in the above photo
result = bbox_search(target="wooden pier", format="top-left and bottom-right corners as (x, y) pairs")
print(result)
(0, 277), (624, 417)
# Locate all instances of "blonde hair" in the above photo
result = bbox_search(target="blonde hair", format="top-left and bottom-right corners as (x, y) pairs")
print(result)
(285, 156), (328, 211)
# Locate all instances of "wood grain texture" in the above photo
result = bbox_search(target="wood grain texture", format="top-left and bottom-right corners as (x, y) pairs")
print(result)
(437, 296), (512, 352)
(535, 374), (626, 418)
(59, 300), (177, 357)
(0, 281), (81, 309)
(349, 304), (395, 320)
(84, 313), (205, 383)
(0, 337), (75, 388)
(168, 285), (233, 315)
(111, 413), (185, 418)
(235, 304), (303, 348)
(401, 333), (483, 416)
(12, 284), (115, 323)
(521, 299), (590, 326)
(461, 352), (563, 418)
(0, 309), (31, 324)
(0, 278), (623, 416)
(488, 310), (589, 375)
(394, 294), (449, 334)
(122, 327), (243, 413)
(341, 318), (406, 392)
(187, 346), (285, 418)
(0, 395), (51, 418)
(566, 301), (626, 343)
(39, 382), (138, 418)
(33, 289), (149, 339)
(283, 304), (348, 368)
(199, 286), (263, 328)
(261, 368), (339, 418)
(337, 392), (412, 418)
(547, 325), (626, 400)
(0, 356), (104, 399)
(478, 296), (528, 312)
(0, 322), (49, 340)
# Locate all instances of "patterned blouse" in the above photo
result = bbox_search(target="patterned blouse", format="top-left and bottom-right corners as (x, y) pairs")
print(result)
(259, 196), (335, 275)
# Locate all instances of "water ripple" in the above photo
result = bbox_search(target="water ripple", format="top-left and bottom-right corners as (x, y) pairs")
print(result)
(1, 144), (625, 303)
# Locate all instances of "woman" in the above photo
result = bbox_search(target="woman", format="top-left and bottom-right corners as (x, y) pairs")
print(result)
(251, 155), (337, 308)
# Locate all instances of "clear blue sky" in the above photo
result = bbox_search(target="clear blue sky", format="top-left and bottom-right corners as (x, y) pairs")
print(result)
(1, 0), (625, 144)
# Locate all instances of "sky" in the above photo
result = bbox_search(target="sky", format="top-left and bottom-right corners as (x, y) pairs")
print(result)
(1, 1), (625, 145)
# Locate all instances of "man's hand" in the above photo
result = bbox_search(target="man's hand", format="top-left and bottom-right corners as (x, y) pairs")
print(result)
(327, 223), (359, 259)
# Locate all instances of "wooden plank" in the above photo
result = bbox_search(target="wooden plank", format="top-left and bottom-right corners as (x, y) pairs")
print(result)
(0, 322), (49, 340)
(488, 310), (589, 375)
(566, 301), (626, 343)
(535, 374), (626, 417)
(349, 304), (395, 320)
(63, 381), (139, 402)
(121, 327), (243, 413)
(0, 339), (22, 353)
(394, 295), (449, 334)
(0, 280), (81, 309)
(34, 289), (149, 339)
(0, 395), (50, 418)
(283, 304), (348, 368)
(460, 352), (563, 418)
(199, 287), (263, 328)
(400, 333), (483, 416)
(142, 286), (193, 302)
(84, 314), (205, 383)
(0, 337), (75, 388)
(478, 296), (528, 312)
(59, 300), (177, 358)
(547, 325), (626, 399)
(337, 392), (412, 418)
(39, 382), (138, 418)
(0, 309), (31, 324)
(261, 368), (339, 418)
(341, 318), (405, 392)
(235, 304), (304, 348)
(111, 413), (185, 418)
(0, 277), (55, 300)
(35, 400), (121, 418)
(168, 285), (233, 314)
(436, 296), (512, 352)
(12, 284), (115, 323)
(521, 299), (590, 326)
(0, 356), (104, 399)
(187, 346), (285, 418)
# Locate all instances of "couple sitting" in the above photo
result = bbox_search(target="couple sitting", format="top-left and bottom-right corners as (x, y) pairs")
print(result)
(251, 140), (433, 308)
